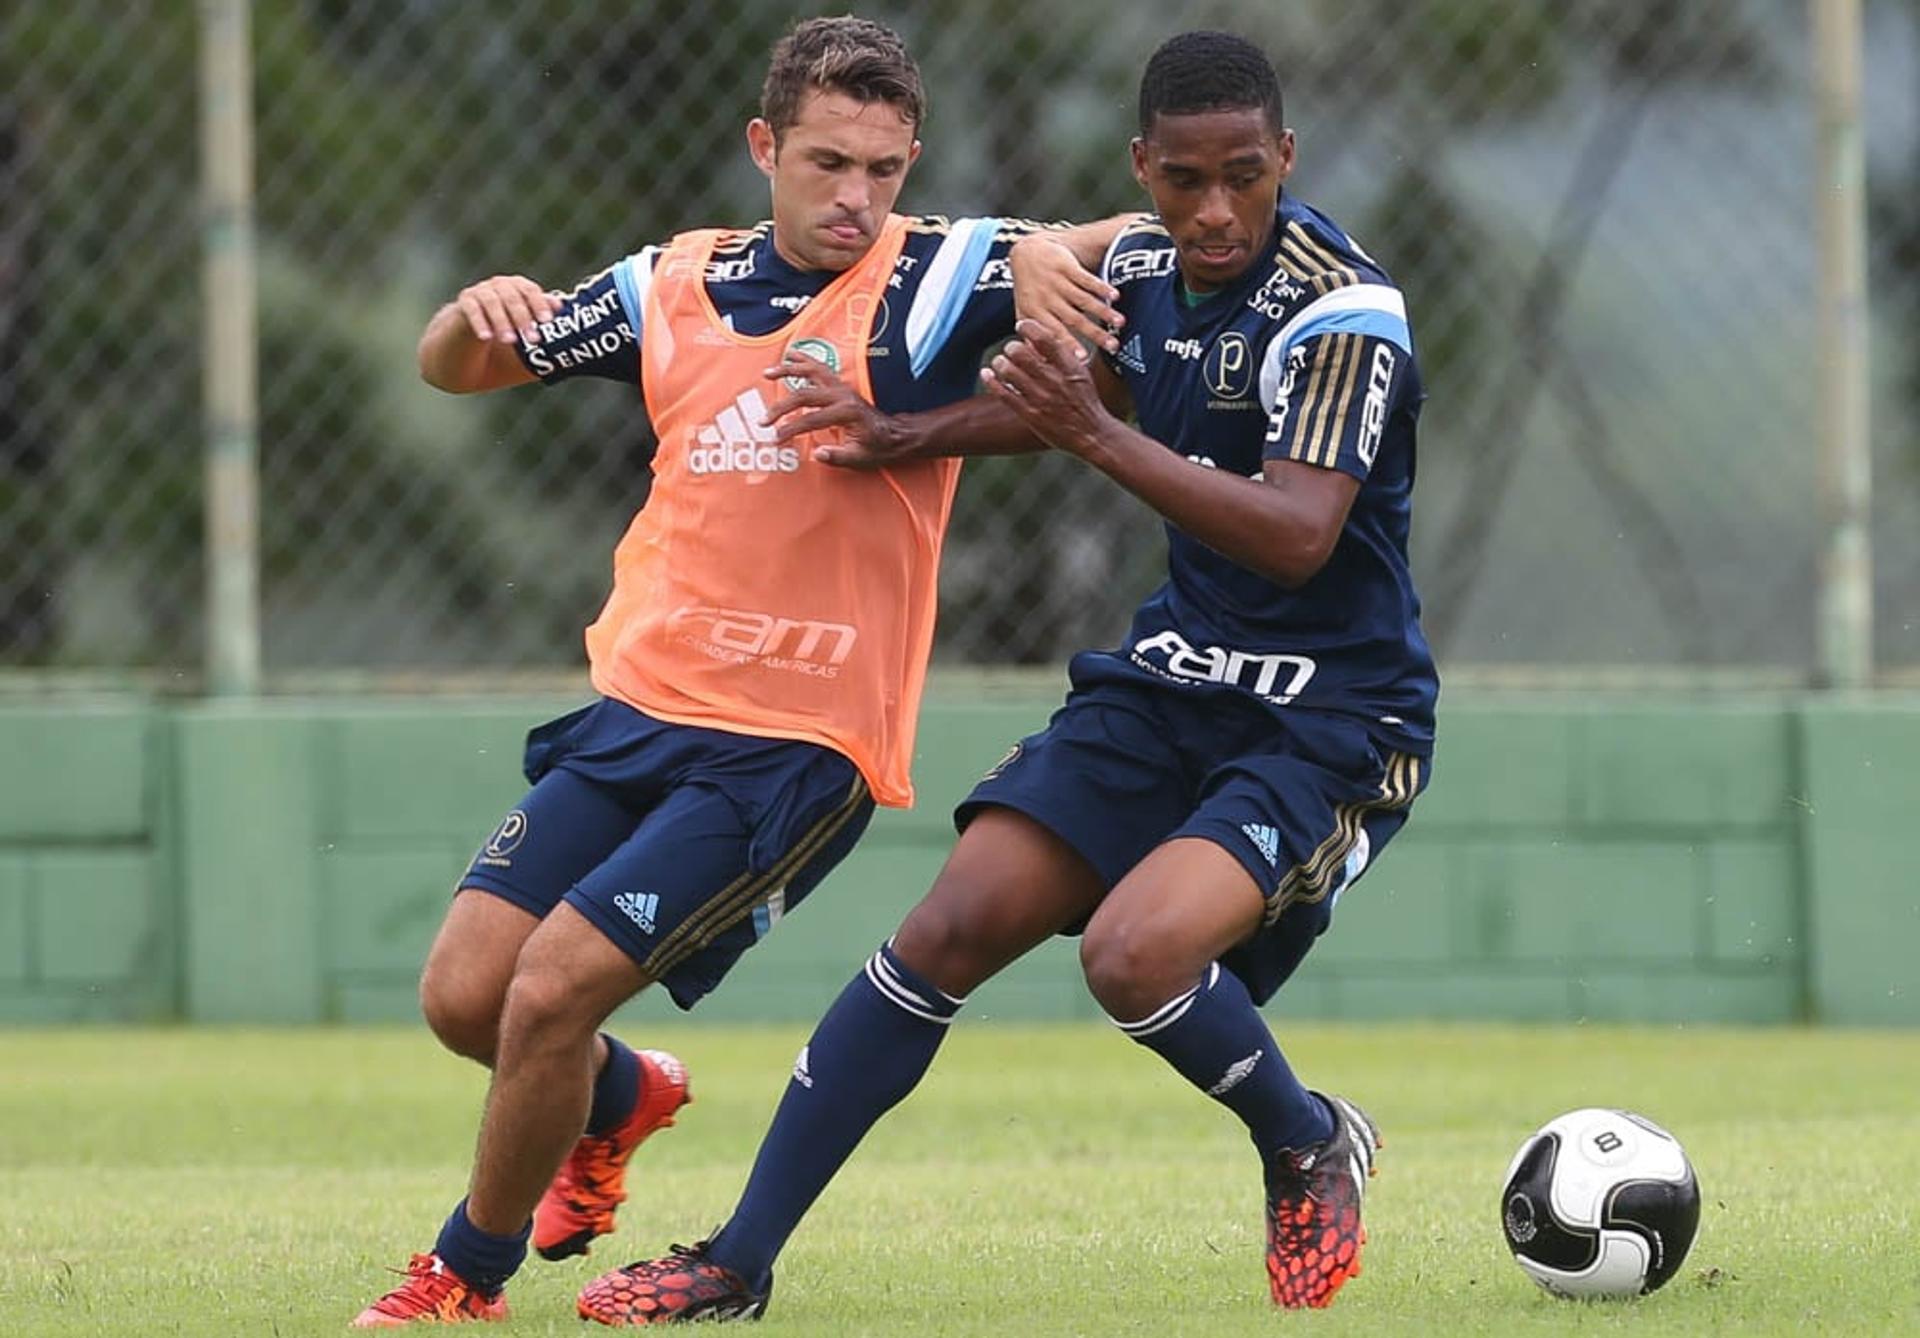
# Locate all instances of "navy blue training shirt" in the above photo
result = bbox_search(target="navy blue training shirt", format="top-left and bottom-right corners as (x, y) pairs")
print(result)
(1089, 195), (1438, 754)
(516, 216), (1039, 414)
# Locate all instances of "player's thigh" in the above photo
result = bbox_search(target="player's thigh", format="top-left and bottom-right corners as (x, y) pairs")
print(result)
(420, 891), (538, 1033)
(502, 901), (650, 1040)
(565, 753), (873, 1011)
(1083, 837), (1268, 1003)
(1184, 738), (1425, 1004)
(955, 683), (1191, 890)
(426, 768), (646, 1014)
(894, 807), (1108, 997)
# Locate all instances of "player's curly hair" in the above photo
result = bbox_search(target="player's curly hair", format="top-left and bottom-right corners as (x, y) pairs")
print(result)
(1138, 31), (1283, 136)
(761, 15), (926, 140)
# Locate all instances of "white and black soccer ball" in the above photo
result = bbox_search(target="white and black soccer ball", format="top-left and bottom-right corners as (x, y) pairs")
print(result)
(1499, 1107), (1700, 1299)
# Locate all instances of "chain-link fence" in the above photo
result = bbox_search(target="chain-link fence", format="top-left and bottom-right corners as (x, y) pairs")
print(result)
(2, 1), (1916, 681)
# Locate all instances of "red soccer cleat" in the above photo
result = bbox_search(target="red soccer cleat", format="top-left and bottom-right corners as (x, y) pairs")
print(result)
(1263, 1093), (1382, 1309)
(534, 1048), (692, 1261)
(351, 1253), (508, 1327)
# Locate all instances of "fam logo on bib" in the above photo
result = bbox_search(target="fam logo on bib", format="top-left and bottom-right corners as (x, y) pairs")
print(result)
(783, 336), (842, 390)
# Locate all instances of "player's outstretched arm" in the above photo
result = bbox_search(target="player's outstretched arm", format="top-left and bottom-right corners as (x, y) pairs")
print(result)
(983, 320), (1356, 588)
(764, 352), (1045, 468)
(1010, 214), (1142, 354)
(418, 275), (556, 394)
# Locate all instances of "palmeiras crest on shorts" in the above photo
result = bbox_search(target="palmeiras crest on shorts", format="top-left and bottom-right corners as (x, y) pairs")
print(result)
(982, 741), (1023, 781)
(783, 336), (841, 390)
(477, 809), (529, 867)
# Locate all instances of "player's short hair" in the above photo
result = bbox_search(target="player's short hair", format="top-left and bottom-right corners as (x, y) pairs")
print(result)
(1138, 31), (1283, 136)
(761, 15), (926, 140)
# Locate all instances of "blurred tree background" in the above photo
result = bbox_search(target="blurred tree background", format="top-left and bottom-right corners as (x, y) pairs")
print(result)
(0, 0), (1914, 678)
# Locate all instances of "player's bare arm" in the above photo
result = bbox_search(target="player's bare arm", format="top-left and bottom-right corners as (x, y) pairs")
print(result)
(984, 318), (1357, 588)
(1009, 214), (1142, 353)
(765, 351), (1042, 467)
(418, 275), (558, 393)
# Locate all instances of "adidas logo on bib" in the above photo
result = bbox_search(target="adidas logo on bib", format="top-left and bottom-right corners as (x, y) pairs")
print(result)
(690, 388), (801, 478)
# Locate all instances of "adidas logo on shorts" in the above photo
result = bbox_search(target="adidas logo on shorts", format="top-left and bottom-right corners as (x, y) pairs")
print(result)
(614, 891), (660, 935)
(1242, 823), (1281, 868)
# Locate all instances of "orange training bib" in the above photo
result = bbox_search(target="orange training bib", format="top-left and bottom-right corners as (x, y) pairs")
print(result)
(583, 216), (959, 807)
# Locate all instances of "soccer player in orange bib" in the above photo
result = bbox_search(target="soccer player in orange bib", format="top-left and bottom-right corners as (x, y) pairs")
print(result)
(351, 16), (1126, 1328)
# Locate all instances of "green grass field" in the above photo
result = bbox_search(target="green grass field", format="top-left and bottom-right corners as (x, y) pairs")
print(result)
(2, 1024), (1916, 1336)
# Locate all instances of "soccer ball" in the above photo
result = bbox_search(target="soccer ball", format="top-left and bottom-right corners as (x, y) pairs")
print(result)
(1499, 1107), (1700, 1299)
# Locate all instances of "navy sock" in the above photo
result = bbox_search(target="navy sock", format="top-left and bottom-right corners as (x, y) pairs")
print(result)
(433, 1197), (529, 1296)
(1110, 963), (1332, 1160)
(705, 940), (964, 1290)
(585, 1032), (640, 1137)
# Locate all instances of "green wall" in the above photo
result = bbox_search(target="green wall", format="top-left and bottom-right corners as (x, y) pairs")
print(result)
(1, 695), (1914, 1027)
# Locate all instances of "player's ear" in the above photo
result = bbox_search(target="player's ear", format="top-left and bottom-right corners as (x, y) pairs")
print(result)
(1275, 129), (1297, 184)
(1129, 137), (1149, 190)
(907, 139), (922, 170)
(747, 118), (778, 179)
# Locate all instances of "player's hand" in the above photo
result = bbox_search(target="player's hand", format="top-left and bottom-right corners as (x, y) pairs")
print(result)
(1011, 235), (1122, 356)
(762, 353), (904, 468)
(454, 276), (559, 345)
(980, 318), (1115, 458)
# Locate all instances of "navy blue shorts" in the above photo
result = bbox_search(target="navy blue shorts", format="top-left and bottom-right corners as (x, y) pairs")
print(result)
(957, 680), (1428, 1004)
(461, 698), (874, 1010)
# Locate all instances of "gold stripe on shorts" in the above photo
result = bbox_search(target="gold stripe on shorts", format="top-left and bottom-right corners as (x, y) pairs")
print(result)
(1266, 753), (1422, 924)
(641, 774), (870, 980)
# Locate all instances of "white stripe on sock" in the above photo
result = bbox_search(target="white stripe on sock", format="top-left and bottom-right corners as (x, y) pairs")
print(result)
(1111, 964), (1220, 1039)
(1112, 985), (1200, 1039)
(864, 956), (956, 1025)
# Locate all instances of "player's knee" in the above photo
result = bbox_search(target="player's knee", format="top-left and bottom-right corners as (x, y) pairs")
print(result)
(498, 961), (595, 1049)
(419, 968), (501, 1065)
(893, 896), (1002, 997)
(1079, 917), (1179, 1020)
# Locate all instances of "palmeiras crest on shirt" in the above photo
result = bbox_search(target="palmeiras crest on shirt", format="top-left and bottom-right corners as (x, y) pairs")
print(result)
(783, 336), (842, 390)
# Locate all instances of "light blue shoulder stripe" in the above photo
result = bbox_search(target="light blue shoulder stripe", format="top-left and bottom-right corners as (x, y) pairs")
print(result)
(1283, 307), (1412, 355)
(909, 218), (1002, 378)
(609, 254), (647, 341)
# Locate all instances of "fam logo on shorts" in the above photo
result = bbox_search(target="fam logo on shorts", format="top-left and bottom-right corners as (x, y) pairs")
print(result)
(476, 809), (529, 868)
(783, 336), (841, 390)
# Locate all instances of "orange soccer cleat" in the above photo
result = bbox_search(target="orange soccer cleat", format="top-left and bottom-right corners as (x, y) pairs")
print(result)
(534, 1048), (693, 1261)
(1262, 1093), (1382, 1309)
(351, 1253), (508, 1327)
